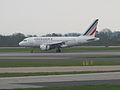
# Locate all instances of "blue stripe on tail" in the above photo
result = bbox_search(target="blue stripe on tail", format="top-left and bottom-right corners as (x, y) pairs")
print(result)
(83, 19), (98, 36)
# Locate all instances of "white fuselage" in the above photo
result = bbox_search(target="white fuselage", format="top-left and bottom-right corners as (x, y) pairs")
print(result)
(19, 36), (99, 48)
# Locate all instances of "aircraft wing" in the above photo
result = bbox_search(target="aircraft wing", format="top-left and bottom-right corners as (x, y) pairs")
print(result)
(44, 41), (66, 48)
(46, 41), (65, 45)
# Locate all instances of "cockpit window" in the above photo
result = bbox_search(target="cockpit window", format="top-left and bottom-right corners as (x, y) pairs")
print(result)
(23, 40), (27, 42)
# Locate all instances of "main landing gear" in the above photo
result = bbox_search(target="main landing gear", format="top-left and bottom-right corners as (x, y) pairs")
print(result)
(56, 47), (61, 53)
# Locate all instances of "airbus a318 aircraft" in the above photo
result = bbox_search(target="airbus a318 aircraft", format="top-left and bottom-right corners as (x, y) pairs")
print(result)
(19, 19), (99, 52)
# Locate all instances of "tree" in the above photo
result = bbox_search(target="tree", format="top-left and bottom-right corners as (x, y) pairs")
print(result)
(0, 33), (25, 47)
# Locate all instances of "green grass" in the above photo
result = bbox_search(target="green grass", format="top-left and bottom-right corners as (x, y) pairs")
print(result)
(63, 47), (120, 52)
(0, 61), (120, 67)
(0, 46), (120, 52)
(0, 70), (120, 77)
(1, 84), (120, 90)
(0, 61), (83, 67)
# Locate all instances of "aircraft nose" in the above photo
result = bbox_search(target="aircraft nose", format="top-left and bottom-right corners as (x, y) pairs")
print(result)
(19, 41), (23, 46)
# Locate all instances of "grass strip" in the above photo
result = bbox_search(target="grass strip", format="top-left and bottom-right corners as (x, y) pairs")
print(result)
(1, 84), (120, 90)
(0, 70), (120, 77)
(0, 61), (120, 67)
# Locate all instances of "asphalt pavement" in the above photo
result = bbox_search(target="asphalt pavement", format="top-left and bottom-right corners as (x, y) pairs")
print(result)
(0, 51), (120, 57)
(0, 72), (120, 89)
(0, 58), (120, 61)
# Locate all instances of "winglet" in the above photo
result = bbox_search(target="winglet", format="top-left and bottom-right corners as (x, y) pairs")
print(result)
(83, 19), (98, 36)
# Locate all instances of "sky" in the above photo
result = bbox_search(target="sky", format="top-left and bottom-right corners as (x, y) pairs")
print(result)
(0, 0), (120, 35)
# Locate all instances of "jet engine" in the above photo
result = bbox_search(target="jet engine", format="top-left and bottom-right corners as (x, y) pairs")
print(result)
(40, 45), (50, 50)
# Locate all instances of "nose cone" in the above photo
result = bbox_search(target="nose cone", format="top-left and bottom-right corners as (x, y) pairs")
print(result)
(19, 41), (23, 46)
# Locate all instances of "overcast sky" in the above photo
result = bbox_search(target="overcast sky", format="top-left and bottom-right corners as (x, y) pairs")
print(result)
(0, 0), (120, 35)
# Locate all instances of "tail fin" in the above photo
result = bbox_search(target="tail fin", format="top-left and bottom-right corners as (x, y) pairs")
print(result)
(83, 19), (98, 36)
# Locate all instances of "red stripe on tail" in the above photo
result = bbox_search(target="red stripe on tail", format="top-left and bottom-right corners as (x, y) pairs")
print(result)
(90, 28), (96, 36)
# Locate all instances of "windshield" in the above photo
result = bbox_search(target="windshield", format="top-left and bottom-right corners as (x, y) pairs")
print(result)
(23, 40), (27, 42)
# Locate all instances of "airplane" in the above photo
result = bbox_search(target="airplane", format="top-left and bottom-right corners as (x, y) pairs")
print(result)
(19, 19), (99, 52)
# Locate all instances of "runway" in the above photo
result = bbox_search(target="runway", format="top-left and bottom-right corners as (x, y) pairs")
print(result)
(0, 58), (120, 61)
(0, 51), (119, 61)
(0, 51), (120, 57)
(0, 72), (120, 89)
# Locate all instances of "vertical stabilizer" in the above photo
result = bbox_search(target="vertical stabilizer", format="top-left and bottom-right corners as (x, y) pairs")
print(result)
(83, 19), (98, 36)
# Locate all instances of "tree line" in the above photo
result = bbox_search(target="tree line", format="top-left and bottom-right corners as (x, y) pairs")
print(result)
(0, 28), (120, 47)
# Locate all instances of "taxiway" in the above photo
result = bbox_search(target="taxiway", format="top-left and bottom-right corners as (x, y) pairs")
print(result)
(0, 72), (120, 89)
(0, 51), (120, 57)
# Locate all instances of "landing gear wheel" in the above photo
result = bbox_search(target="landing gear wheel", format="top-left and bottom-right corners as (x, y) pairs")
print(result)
(56, 48), (61, 53)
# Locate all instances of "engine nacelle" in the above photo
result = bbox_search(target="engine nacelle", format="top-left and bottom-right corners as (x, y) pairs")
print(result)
(40, 45), (50, 50)
(61, 44), (68, 48)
